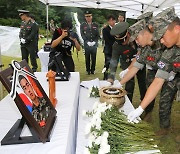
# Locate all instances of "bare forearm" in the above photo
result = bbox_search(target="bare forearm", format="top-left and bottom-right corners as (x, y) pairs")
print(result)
(51, 36), (64, 48)
(140, 78), (165, 109)
(128, 58), (136, 69)
(120, 67), (139, 85)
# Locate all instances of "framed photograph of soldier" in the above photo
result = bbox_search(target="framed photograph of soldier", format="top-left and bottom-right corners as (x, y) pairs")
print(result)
(0, 60), (57, 145)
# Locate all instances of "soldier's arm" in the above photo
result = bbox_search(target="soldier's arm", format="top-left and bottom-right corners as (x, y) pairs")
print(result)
(120, 66), (139, 85)
(26, 23), (37, 42)
(95, 24), (99, 42)
(140, 77), (165, 109)
(140, 48), (173, 109)
(80, 24), (87, 41)
(19, 23), (23, 39)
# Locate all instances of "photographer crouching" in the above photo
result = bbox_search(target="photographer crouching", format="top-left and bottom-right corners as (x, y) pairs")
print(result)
(49, 19), (81, 72)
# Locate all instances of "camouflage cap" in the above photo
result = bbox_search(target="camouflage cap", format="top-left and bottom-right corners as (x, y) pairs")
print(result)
(149, 7), (177, 40)
(129, 19), (146, 42)
(110, 22), (129, 36)
(137, 12), (153, 22)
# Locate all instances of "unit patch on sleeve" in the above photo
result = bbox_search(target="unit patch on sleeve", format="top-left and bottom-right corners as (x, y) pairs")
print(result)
(157, 61), (165, 69)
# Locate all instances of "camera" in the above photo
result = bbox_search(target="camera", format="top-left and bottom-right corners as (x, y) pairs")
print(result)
(68, 29), (76, 38)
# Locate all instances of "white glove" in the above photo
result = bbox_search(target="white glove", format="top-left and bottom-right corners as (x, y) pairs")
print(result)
(168, 71), (176, 81)
(119, 68), (129, 79)
(102, 67), (107, 73)
(91, 41), (96, 46)
(101, 81), (112, 87)
(87, 41), (91, 46)
(127, 106), (144, 123)
(146, 64), (153, 70)
(20, 38), (26, 44)
(112, 80), (122, 88)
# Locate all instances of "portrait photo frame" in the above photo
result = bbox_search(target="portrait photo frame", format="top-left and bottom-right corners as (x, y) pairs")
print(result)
(0, 60), (57, 145)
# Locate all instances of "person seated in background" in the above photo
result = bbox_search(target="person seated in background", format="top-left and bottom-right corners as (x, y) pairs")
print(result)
(50, 19), (81, 72)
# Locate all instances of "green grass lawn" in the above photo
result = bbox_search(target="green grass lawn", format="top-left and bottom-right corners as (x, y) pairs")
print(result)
(0, 40), (179, 153)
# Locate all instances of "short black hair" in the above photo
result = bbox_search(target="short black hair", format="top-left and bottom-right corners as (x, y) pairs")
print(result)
(107, 15), (116, 21)
(168, 17), (180, 30)
(61, 20), (73, 29)
(18, 75), (28, 88)
(29, 14), (35, 20)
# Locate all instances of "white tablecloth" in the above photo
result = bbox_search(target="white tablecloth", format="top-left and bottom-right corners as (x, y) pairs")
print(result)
(76, 80), (160, 154)
(0, 72), (80, 154)
(37, 49), (50, 72)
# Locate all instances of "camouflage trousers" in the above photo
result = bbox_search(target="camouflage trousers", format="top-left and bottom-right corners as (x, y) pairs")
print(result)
(145, 69), (157, 113)
(159, 75), (180, 128)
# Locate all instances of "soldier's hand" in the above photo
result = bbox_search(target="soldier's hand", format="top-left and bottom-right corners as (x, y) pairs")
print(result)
(112, 80), (122, 88)
(119, 68), (129, 79)
(127, 106), (144, 123)
(20, 38), (26, 44)
(107, 78), (113, 85)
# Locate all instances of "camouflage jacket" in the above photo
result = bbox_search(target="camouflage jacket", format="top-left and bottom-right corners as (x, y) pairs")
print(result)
(134, 41), (164, 70)
(156, 46), (180, 80)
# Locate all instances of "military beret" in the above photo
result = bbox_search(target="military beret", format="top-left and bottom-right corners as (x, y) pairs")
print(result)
(149, 7), (177, 40)
(137, 12), (153, 22)
(129, 19), (146, 42)
(18, 9), (29, 16)
(110, 22), (129, 36)
(84, 10), (92, 16)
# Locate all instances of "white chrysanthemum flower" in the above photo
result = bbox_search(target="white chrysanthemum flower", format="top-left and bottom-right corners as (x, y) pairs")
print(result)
(98, 148), (105, 154)
(84, 147), (90, 154)
(103, 144), (110, 153)
(95, 135), (102, 145)
(107, 104), (112, 109)
(93, 101), (99, 110)
(85, 123), (91, 135)
(100, 136), (108, 147)
(92, 91), (95, 95)
(89, 134), (96, 142)
(82, 110), (87, 117)
(88, 139), (93, 148)
(150, 138), (154, 141)
(102, 131), (109, 138)
(154, 145), (158, 148)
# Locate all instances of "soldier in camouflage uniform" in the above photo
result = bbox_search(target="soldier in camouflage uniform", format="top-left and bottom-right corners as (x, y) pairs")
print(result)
(80, 11), (99, 75)
(127, 8), (180, 141)
(119, 14), (165, 120)
(18, 10), (38, 72)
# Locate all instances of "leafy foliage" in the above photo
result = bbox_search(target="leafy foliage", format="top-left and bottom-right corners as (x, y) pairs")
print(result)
(0, 1), (136, 29)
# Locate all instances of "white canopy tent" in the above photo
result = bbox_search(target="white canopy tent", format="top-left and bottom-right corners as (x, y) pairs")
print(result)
(39, 0), (180, 42)
(39, 0), (180, 18)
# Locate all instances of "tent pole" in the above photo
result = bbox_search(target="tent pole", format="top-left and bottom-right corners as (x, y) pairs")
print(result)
(46, 2), (49, 42)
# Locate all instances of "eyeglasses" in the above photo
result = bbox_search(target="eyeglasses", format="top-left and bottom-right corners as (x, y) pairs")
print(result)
(85, 15), (92, 17)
